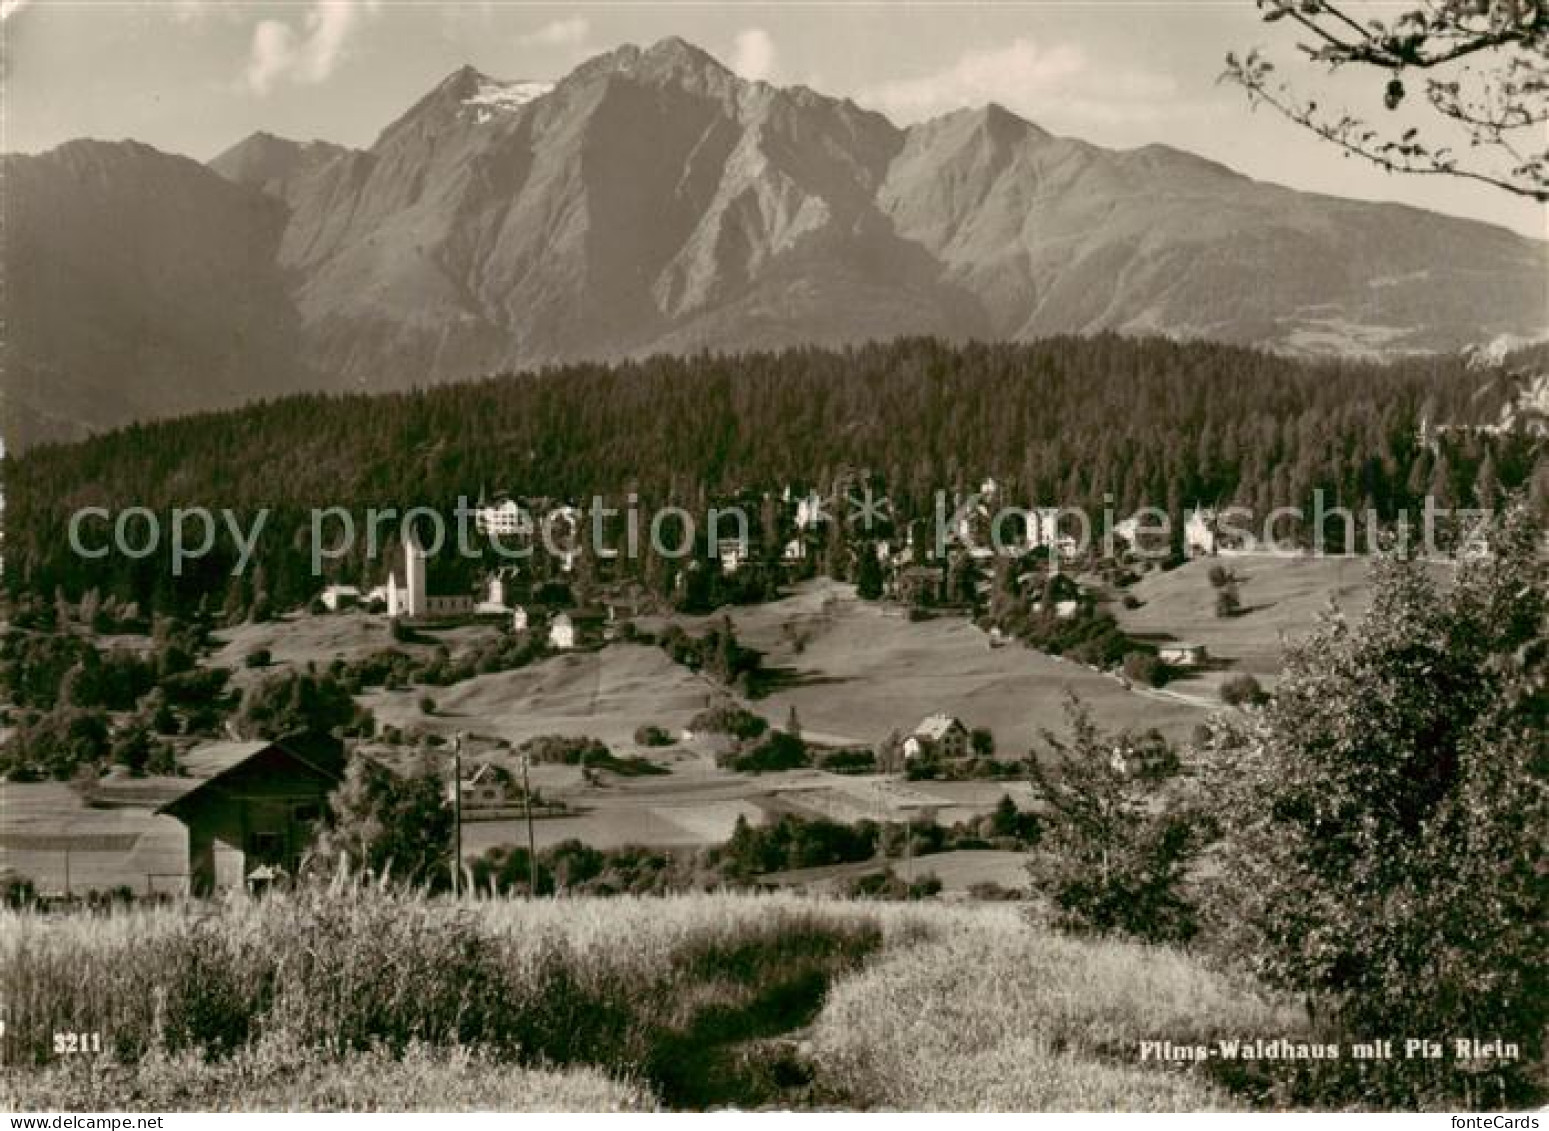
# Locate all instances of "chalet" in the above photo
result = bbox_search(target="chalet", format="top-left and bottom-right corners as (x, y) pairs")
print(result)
(156, 735), (345, 895)
(476, 571), (515, 615)
(549, 608), (607, 651)
(318, 584), (360, 612)
(1185, 507), (1218, 556)
(1159, 643), (1208, 668)
(717, 538), (749, 575)
(475, 496), (529, 538)
(794, 492), (828, 531)
(457, 762), (521, 812)
(903, 714), (969, 760)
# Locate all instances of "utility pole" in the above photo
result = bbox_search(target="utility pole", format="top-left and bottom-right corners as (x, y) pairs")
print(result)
(519, 749), (538, 896)
(451, 732), (464, 898)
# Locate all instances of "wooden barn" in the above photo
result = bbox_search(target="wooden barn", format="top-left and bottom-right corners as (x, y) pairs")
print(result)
(156, 735), (345, 895)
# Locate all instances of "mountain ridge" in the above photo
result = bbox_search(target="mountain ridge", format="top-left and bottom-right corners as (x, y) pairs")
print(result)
(3, 37), (1545, 451)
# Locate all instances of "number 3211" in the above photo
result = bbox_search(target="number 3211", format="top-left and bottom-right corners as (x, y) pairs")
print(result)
(53, 1031), (102, 1054)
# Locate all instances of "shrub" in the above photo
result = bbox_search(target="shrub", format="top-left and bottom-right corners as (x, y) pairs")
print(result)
(687, 703), (767, 740)
(521, 735), (610, 766)
(1205, 509), (1547, 1107)
(717, 730), (808, 774)
(244, 648), (272, 669)
(841, 869), (942, 901)
(815, 747), (876, 774)
(1027, 699), (1201, 944)
(633, 724), (675, 747)
(1122, 650), (1168, 688)
(1219, 673), (1266, 707)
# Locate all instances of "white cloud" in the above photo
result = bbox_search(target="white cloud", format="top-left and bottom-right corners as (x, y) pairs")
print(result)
(729, 27), (777, 81)
(515, 16), (589, 49)
(860, 37), (1176, 128)
(245, 0), (380, 96)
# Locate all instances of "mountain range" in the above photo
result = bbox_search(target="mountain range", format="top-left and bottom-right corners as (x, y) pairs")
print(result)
(4, 36), (1545, 451)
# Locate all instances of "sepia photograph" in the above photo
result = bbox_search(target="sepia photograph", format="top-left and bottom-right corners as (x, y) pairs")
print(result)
(0, 0), (1544, 1118)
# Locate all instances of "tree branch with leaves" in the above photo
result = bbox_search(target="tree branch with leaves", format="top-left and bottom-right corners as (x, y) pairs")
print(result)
(1224, 0), (1549, 200)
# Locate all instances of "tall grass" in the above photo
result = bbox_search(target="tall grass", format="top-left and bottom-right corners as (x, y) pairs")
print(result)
(807, 904), (1306, 1110)
(3, 890), (1305, 1111)
(1, 883), (883, 1109)
(1, 1039), (654, 1112)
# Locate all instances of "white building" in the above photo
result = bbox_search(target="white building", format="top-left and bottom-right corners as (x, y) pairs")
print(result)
(902, 714), (970, 760)
(387, 529), (474, 620)
(476, 572), (513, 615)
(795, 492), (827, 531)
(717, 538), (748, 575)
(511, 605), (529, 633)
(386, 530), (426, 619)
(549, 612), (576, 651)
(476, 498), (529, 538)
(318, 584), (360, 612)
(1159, 643), (1208, 668)
(1185, 507), (1218, 556)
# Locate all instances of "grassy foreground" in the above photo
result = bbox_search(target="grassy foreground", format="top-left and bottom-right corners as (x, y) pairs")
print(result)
(1, 886), (1300, 1111)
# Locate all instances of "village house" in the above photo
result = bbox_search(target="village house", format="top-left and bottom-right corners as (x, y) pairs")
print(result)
(903, 714), (970, 760)
(474, 494), (529, 538)
(717, 537), (749, 575)
(511, 604), (529, 633)
(318, 584), (361, 612)
(549, 608), (607, 651)
(1185, 507), (1219, 556)
(475, 571), (516, 616)
(155, 735), (345, 895)
(1159, 643), (1209, 668)
(457, 762), (522, 813)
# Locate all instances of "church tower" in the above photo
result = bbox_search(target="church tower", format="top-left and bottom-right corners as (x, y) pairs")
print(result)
(387, 526), (427, 619)
(403, 526), (426, 619)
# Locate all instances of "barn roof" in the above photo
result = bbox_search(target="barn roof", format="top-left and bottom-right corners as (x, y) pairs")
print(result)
(913, 713), (965, 740)
(155, 736), (345, 815)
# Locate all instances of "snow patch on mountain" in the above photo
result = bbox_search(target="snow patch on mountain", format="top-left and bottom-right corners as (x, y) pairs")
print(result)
(463, 78), (553, 122)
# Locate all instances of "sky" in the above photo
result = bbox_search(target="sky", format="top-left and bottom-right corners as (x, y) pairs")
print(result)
(2, 0), (1545, 239)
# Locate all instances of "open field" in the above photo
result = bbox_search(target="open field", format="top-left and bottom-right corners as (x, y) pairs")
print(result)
(1, 888), (1300, 1110)
(358, 641), (716, 750)
(665, 580), (1210, 748)
(1109, 554), (1463, 701)
(208, 612), (502, 693)
(0, 782), (186, 896)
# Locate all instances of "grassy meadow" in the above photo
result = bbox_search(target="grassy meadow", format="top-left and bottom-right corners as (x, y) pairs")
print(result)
(0, 886), (1306, 1111)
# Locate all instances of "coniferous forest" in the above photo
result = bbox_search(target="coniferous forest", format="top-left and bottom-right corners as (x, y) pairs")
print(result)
(4, 334), (1545, 613)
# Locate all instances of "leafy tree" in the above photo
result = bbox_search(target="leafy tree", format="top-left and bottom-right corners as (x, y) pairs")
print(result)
(311, 754), (453, 889)
(855, 542), (884, 600)
(1205, 505), (1546, 1106)
(0, 706), (111, 780)
(237, 669), (370, 740)
(1225, 0), (1547, 200)
(1027, 699), (1201, 943)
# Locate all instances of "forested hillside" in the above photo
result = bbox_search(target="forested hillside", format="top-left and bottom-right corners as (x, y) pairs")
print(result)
(4, 336), (1543, 612)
